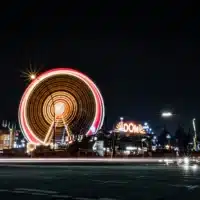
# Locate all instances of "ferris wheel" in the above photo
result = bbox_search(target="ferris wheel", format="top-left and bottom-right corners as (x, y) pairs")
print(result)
(18, 68), (105, 146)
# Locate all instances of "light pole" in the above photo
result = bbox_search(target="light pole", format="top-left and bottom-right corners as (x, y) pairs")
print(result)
(192, 118), (197, 151)
(161, 111), (173, 148)
(162, 112), (197, 152)
(30, 73), (56, 149)
(141, 138), (147, 157)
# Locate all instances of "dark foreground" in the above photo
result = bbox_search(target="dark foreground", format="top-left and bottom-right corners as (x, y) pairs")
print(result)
(0, 163), (200, 200)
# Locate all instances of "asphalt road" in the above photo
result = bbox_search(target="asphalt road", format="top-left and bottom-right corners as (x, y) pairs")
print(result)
(0, 164), (200, 200)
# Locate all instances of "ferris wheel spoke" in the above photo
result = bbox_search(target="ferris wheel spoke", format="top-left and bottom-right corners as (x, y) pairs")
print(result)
(43, 121), (55, 144)
(62, 117), (73, 141)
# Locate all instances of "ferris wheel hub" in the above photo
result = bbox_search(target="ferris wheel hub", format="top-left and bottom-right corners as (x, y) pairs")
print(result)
(55, 102), (65, 117)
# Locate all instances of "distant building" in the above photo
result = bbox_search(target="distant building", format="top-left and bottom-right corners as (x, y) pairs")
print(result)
(0, 128), (10, 150)
(0, 120), (26, 150)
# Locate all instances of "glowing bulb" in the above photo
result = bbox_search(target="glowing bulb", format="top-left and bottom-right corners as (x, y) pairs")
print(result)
(30, 74), (36, 80)
(184, 157), (189, 164)
(90, 126), (96, 133)
(55, 102), (65, 116)
(192, 164), (198, 170)
(183, 165), (189, 170)
(161, 112), (172, 117)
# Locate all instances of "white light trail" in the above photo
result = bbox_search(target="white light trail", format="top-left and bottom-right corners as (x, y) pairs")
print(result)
(0, 158), (180, 163)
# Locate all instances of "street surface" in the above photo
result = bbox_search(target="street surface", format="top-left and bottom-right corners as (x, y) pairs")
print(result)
(0, 163), (200, 200)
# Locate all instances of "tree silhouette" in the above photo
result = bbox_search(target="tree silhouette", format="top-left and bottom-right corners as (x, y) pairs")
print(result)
(174, 125), (189, 152)
(158, 126), (170, 146)
(187, 128), (193, 141)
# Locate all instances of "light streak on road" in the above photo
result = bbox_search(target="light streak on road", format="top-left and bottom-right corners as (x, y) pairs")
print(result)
(0, 158), (180, 163)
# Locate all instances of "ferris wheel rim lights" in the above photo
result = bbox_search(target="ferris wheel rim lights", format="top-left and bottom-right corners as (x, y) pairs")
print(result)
(18, 68), (105, 145)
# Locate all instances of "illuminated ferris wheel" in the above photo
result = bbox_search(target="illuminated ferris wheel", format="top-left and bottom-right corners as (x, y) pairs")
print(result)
(18, 68), (105, 146)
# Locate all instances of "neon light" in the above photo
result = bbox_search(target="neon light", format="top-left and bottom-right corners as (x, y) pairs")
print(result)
(18, 68), (105, 144)
(116, 122), (145, 134)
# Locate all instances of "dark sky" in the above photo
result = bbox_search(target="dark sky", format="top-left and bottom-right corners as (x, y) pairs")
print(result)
(0, 2), (199, 133)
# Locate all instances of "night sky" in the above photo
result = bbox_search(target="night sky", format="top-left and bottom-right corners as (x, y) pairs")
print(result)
(0, 2), (198, 133)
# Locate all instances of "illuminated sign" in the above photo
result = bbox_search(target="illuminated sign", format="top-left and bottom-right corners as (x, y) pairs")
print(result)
(116, 122), (146, 134)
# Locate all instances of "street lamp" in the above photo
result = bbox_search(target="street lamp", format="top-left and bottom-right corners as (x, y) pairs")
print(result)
(161, 112), (173, 118)
(161, 111), (173, 149)
(30, 73), (56, 149)
(192, 118), (197, 151)
(30, 74), (36, 80)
